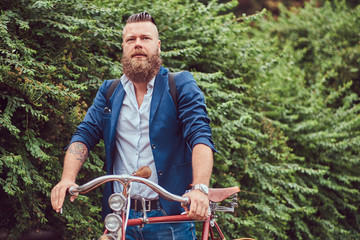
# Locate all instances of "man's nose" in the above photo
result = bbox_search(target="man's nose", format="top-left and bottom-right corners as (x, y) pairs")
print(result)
(135, 38), (142, 48)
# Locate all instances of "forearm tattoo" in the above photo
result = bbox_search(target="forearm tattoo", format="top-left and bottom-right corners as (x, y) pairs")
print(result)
(68, 142), (88, 163)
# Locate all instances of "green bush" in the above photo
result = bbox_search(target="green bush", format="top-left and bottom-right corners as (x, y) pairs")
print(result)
(0, 0), (120, 238)
(244, 1), (360, 238)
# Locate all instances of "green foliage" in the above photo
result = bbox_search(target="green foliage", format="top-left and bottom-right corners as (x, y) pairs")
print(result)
(0, 0), (116, 238)
(1, 0), (359, 239)
(241, 1), (360, 238)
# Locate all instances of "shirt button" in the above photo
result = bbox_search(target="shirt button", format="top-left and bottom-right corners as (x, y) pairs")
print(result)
(151, 144), (156, 149)
(158, 170), (163, 176)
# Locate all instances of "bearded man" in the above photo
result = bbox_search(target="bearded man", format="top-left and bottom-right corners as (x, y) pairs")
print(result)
(51, 12), (215, 240)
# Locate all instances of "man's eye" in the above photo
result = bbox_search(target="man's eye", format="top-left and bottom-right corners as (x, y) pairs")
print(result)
(127, 39), (135, 42)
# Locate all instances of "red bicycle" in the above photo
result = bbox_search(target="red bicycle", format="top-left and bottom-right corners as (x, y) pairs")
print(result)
(69, 167), (251, 240)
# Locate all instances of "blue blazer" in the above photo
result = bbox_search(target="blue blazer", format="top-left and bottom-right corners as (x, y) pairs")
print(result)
(70, 66), (215, 217)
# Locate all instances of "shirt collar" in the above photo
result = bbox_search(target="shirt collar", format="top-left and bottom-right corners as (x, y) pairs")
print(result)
(121, 75), (156, 90)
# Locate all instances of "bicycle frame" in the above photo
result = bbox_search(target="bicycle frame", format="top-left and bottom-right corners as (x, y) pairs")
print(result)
(70, 173), (239, 240)
(100, 214), (226, 240)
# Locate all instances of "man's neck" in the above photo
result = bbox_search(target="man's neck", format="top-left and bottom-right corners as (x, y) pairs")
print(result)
(132, 80), (150, 108)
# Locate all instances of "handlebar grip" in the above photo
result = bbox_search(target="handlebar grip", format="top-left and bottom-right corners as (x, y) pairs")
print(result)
(69, 186), (77, 195)
(182, 196), (190, 205)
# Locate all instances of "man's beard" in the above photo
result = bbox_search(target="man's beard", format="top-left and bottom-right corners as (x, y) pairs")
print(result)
(121, 50), (162, 84)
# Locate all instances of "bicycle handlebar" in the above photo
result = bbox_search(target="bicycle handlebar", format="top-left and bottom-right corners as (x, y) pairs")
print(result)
(69, 174), (190, 205)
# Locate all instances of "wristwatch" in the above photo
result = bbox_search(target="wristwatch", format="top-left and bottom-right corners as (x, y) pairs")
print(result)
(191, 184), (209, 195)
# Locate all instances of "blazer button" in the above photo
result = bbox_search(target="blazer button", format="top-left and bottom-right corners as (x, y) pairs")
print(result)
(151, 144), (156, 149)
(158, 170), (163, 176)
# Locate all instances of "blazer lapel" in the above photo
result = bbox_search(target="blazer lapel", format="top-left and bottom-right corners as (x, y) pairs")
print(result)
(150, 67), (168, 125)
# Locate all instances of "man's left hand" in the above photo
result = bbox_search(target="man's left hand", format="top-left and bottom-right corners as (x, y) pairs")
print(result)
(182, 189), (209, 220)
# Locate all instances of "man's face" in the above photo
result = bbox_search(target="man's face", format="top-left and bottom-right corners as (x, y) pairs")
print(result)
(121, 22), (162, 84)
(122, 21), (161, 61)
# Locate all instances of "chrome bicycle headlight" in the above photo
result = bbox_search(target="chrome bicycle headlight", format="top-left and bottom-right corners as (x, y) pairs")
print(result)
(104, 213), (123, 232)
(108, 193), (126, 212)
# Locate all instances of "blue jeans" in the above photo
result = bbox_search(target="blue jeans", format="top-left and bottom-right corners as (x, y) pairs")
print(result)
(125, 208), (197, 240)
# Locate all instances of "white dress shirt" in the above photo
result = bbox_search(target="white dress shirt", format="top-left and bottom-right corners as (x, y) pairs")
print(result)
(112, 75), (158, 199)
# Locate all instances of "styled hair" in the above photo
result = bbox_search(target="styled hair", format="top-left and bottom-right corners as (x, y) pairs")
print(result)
(126, 12), (156, 26)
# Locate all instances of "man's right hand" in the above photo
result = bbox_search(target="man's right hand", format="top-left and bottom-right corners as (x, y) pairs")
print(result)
(51, 142), (88, 213)
(51, 180), (78, 213)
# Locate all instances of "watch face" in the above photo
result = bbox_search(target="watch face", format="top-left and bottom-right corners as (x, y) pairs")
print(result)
(200, 184), (209, 194)
(194, 184), (209, 195)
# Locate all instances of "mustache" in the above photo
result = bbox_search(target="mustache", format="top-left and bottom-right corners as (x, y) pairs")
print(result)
(131, 50), (148, 57)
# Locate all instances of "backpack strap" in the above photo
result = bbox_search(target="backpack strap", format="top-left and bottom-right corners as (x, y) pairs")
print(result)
(106, 79), (120, 104)
(168, 72), (178, 109)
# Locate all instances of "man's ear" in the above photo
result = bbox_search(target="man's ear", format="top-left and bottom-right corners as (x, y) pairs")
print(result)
(158, 40), (161, 53)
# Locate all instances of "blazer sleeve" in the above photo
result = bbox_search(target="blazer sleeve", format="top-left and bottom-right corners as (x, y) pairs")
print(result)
(68, 81), (111, 151)
(176, 71), (216, 152)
